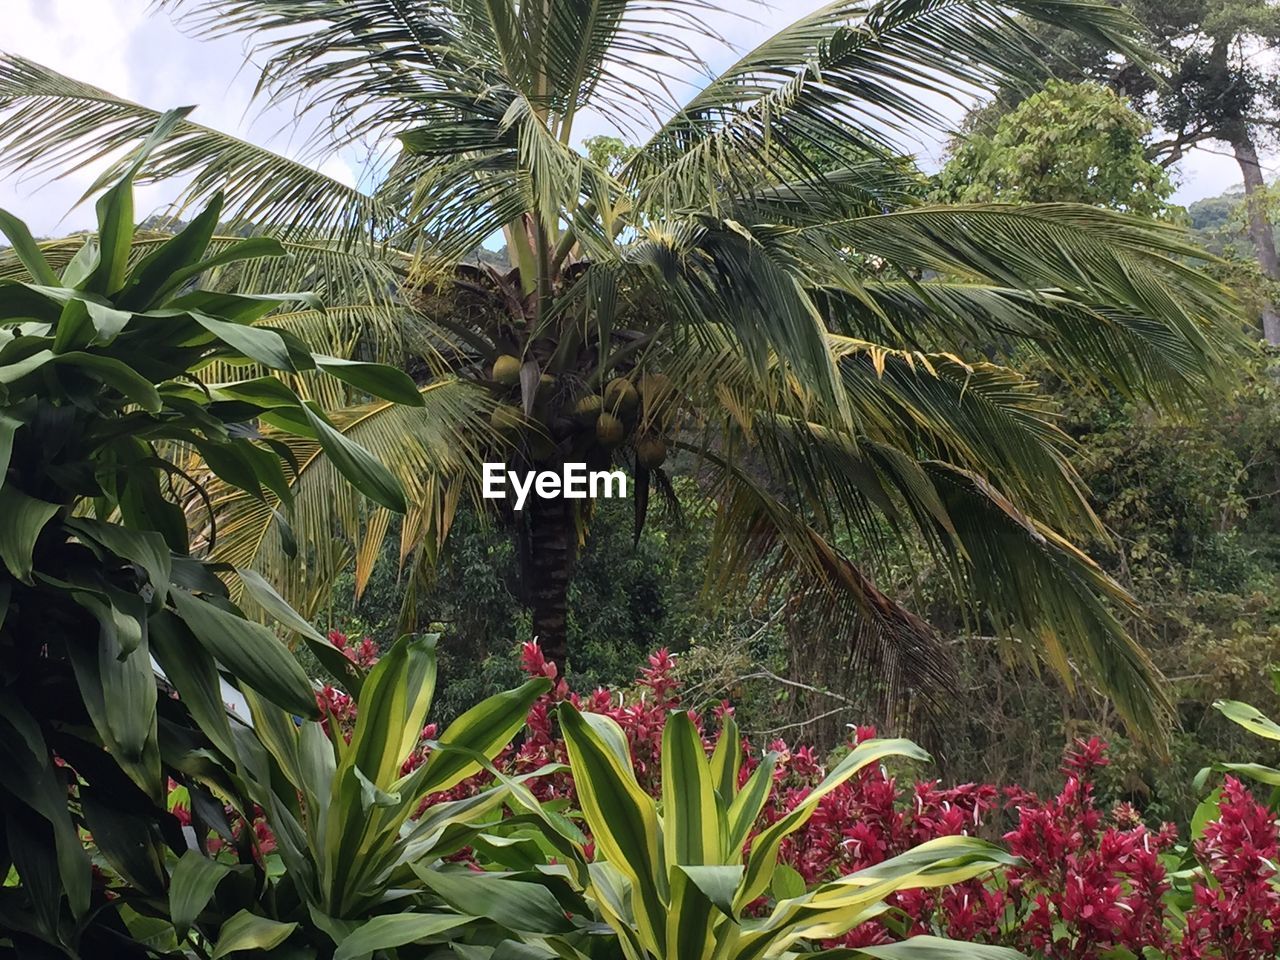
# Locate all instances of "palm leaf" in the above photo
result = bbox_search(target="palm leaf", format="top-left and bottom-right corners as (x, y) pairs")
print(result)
(0, 54), (395, 242)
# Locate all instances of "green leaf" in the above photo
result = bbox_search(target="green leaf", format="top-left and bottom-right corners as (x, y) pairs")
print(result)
(300, 403), (407, 513)
(333, 914), (472, 960)
(661, 710), (720, 866)
(416, 677), (550, 794)
(235, 567), (325, 644)
(0, 410), (20, 485)
(677, 864), (742, 916)
(559, 704), (664, 953)
(149, 611), (239, 763)
(65, 517), (171, 611)
(0, 701), (91, 917)
(121, 192), (224, 310)
(315, 356), (426, 407)
(53, 351), (162, 411)
(0, 484), (58, 582)
(211, 910), (297, 959)
(79, 789), (166, 895)
(1214, 699), (1280, 742)
(771, 863), (806, 901)
(170, 588), (319, 720)
(188, 310), (295, 370)
(85, 106), (194, 294)
(0, 207), (58, 285)
(416, 868), (574, 934)
(1190, 787), (1224, 840)
(210, 376), (307, 410)
(157, 237), (287, 303)
(237, 566), (366, 693)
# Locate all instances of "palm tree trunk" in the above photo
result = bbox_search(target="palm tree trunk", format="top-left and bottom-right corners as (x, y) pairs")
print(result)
(1227, 120), (1280, 345)
(525, 492), (576, 671)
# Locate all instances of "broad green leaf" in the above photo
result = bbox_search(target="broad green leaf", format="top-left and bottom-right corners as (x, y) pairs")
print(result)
(661, 710), (720, 866)
(210, 376), (306, 409)
(726, 752), (776, 856)
(0, 207), (58, 284)
(333, 914), (472, 960)
(236, 567), (325, 643)
(416, 677), (550, 794)
(678, 865), (742, 916)
(1214, 762), (1280, 787)
(189, 311), (295, 371)
(52, 297), (93, 353)
(0, 702), (91, 917)
(559, 704), (664, 955)
(85, 107), (191, 295)
(315, 356), (426, 406)
(121, 192), (223, 310)
(1214, 699), (1280, 742)
(66, 517), (171, 611)
(303, 404), (406, 513)
(738, 738), (929, 908)
(0, 410), (20, 484)
(346, 634), (437, 788)
(709, 714), (742, 807)
(666, 864), (719, 960)
(211, 910), (297, 959)
(170, 588), (319, 719)
(0, 485), (58, 582)
(157, 237), (287, 303)
(53, 351), (162, 411)
(415, 868), (574, 934)
(79, 790), (166, 894)
(1190, 786), (1224, 840)
(771, 863), (806, 901)
(169, 850), (232, 939)
(148, 610), (238, 762)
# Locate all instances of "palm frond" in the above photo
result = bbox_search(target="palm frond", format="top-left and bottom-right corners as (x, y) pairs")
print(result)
(0, 54), (395, 242)
(920, 461), (1170, 735)
(198, 378), (495, 618)
(694, 444), (955, 729)
(629, 0), (1150, 211)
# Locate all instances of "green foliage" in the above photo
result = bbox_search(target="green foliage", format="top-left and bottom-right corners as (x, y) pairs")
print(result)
(937, 81), (1173, 215)
(552, 707), (1021, 960)
(0, 128), (515, 955)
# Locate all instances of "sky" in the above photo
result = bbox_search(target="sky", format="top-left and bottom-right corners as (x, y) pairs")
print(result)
(0, 0), (1263, 237)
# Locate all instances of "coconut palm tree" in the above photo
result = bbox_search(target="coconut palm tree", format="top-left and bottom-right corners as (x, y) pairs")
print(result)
(0, 0), (1241, 733)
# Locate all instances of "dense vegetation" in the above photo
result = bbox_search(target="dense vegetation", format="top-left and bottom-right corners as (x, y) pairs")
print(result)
(2, 0), (1280, 957)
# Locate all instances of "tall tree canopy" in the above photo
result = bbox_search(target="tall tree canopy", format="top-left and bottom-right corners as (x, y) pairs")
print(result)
(0, 0), (1241, 733)
(937, 80), (1174, 214)
(963, 0), (1280, 342)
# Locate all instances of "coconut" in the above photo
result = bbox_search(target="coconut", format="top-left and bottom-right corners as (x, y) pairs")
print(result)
(634, 436), (668, 469)
(489, 403), (526, 434)
(603, 377), (638, 417)
(492, 354), (522, 386)
(595, 412), (625, 447)
(574, 394), (604, 422)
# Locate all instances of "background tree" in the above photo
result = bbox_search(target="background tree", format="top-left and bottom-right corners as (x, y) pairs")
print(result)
(964, 0), (1280, 342)
(936, 80), (1173, 214)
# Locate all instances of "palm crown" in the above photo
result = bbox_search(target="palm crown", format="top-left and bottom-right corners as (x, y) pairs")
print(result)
(0, 0), (1240, 733)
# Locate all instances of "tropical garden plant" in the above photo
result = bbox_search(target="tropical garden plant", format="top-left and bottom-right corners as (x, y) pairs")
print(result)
(0, 0), (1245, 735)
(0, 131), (553, 958)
